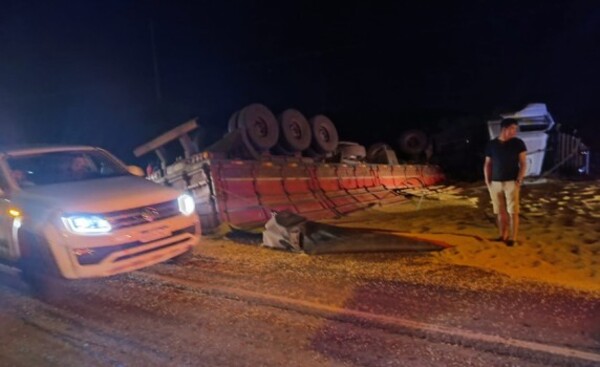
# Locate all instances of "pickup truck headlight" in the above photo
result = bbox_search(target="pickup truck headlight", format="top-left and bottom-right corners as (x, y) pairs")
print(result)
(178, 194), (195, 216)
(62, 215), (112, 234)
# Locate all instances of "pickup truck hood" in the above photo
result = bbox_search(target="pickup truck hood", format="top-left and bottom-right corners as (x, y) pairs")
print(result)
(15, 176), (182, 214)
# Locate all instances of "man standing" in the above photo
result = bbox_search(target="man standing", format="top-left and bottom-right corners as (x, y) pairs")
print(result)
(483, 118), (527, 246)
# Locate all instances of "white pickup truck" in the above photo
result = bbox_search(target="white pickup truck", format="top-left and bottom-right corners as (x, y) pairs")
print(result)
(0, 145), (200, 297)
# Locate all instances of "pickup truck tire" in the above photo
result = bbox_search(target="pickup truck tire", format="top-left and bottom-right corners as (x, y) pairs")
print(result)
(18, 232), (70, 303)
(238, 103), (279, 151)
(277, 109), (312, 152)
(309, 115), (339, 154)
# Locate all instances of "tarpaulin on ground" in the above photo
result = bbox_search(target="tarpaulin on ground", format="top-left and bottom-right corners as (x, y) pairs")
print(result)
(262, 211), (446, 254)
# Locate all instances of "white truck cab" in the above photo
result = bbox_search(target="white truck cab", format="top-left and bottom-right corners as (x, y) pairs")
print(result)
(0, 145), (200, 290)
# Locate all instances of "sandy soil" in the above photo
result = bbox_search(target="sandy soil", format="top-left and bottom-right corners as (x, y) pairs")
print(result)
(331, 178), (600, 293)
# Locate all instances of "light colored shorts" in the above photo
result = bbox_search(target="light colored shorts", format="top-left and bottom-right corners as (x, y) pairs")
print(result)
(488, 180), (520, 214)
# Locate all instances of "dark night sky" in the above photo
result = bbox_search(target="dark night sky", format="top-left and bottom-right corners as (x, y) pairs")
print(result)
(1, 1), (599, 163)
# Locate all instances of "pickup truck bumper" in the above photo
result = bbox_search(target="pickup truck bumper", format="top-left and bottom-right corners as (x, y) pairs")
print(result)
(45, 214), (201, 279)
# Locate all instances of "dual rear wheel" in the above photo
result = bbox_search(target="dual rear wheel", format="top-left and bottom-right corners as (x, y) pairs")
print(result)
(228, 104), (339, 156)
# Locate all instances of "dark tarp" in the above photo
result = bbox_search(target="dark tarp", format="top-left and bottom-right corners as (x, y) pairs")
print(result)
(262, 211), (446, 255)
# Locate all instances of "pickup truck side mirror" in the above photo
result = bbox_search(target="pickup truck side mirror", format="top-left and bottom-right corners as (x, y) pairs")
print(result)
(127, 165), (146, 177)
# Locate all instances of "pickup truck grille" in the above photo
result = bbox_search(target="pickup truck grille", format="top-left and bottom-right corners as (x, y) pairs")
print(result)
(105, 200), (180, 230)
(76, 225), (197, 265)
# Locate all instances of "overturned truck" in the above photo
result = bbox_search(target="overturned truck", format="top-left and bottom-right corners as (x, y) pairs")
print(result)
(135, 104), (445, 233)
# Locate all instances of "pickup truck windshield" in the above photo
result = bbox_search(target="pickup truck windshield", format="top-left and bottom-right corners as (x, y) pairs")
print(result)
(6, 150), (129, 187)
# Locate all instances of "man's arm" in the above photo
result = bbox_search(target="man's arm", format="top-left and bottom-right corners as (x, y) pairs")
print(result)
(516, 151), (527, 185)
(483, 156), (492, 186)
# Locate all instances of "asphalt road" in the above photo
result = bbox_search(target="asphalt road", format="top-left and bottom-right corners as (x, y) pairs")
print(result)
(0, 242), (599, 367)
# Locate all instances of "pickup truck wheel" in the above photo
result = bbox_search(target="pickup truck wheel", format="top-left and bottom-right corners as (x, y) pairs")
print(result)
(18, 232), (70, 303)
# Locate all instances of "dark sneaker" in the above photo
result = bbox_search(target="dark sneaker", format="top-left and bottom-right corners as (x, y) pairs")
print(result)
(505, 240), (516, 247)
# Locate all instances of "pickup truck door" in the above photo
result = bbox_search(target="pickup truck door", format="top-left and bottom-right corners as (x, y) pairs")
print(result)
(0, 170), (18, 261)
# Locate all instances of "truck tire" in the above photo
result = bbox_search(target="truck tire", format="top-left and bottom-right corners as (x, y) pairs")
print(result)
(237, 103), (279, 151)
(18, 231), (70, 303)
(309, 115), (339, 154)
(277, 109), (312, 152)
(398, 129), (428, 156)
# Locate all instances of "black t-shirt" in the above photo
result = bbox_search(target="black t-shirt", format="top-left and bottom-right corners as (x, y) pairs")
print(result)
(485, 137), (527, 181)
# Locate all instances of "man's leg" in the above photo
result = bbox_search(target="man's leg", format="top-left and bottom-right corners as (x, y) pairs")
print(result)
(509, 213), (519, 241)
(489, 182), (508, 240)
(505, 181), (520, 244)
(496, 215), (503, 238)
(498, 195), (509, 240)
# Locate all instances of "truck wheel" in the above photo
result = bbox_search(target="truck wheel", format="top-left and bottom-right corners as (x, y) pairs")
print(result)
(277, 109), (312, 152)
(237, 103), (279, 151)
(398, 129), (428, 155)
(18, 232), (70, 303)
(309, 115), (339, 154)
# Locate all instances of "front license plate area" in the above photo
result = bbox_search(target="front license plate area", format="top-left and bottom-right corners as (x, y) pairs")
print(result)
(139, 227), (171, 243)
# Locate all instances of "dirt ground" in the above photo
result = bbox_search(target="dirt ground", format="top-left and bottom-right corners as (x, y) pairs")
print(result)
(331, 178), (600, 292)
(0, 178), (598, 367)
